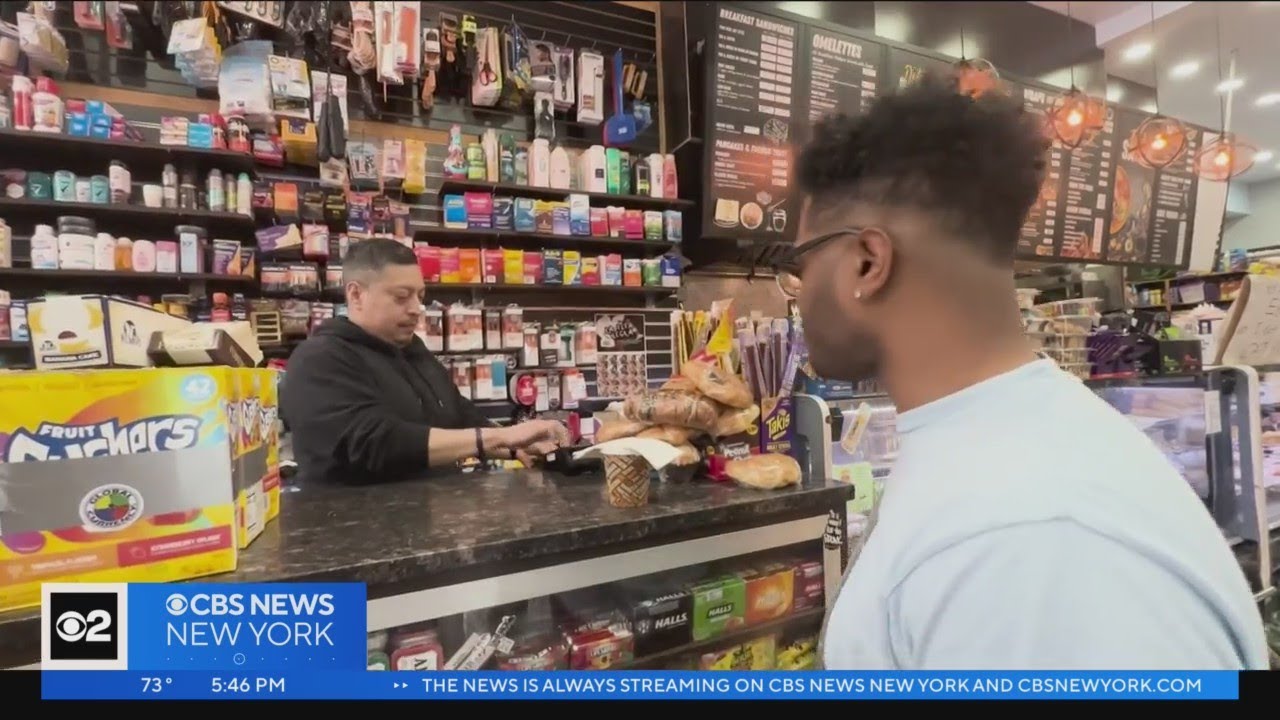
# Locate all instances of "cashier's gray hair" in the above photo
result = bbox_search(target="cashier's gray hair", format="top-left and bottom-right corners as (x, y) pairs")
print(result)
(341, 238), (419, 286)
(797, 74), (1049, 263)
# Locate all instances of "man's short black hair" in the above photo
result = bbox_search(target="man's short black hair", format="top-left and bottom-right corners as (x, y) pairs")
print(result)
(797, 74), (1048, 262)
(342, 238), (418, 284)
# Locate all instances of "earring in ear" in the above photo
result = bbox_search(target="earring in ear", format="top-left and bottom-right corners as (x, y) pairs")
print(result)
(854, 290), (863, 300)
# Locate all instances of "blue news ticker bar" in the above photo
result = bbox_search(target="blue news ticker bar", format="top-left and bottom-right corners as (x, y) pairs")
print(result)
(42, 671), (1240, 701)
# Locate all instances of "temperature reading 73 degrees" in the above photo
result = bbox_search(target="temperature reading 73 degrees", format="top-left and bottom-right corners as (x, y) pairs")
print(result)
(141, 677), (173, 693)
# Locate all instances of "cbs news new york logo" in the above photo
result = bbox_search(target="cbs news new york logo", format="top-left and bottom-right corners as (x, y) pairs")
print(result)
(41, 583), (129, 670)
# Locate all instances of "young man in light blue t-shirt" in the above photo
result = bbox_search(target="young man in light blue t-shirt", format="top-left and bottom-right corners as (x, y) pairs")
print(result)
(776, 76), (1268, 670)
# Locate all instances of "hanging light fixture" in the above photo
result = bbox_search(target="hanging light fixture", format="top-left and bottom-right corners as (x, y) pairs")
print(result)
(1047, 3), (1106, 149)
(1130, 2), (1188, 169)
(1193, 14), (1256, 181)
(951, 27), (1001, 98)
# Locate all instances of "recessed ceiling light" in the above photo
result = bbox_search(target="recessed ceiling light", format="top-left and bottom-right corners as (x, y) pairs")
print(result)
(1106, 85), (1125, 102)
(1170, 61), (1200, 79)
(1216, 78), (1245, 93)
(1123, 42), (1152, 62)
(1255, 150), (1274, 163)
(1257, 93), (1280, 107)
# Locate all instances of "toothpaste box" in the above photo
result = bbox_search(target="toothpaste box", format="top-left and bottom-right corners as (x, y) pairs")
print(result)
(0, 368), (239, 613)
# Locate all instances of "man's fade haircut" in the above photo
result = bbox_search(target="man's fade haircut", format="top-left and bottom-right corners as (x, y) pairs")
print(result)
(797, 74), (1049, 263)
(342, 238), (419, 285)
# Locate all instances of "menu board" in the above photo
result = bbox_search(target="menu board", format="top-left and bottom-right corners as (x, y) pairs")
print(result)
(804, 27), (883, 124)
(1148, 126), (1202, 267)
(1017, 85), (1063, 258)
(705, 5), (800, 242)
(1105, 107), (1159, 264)
(886, 47), (952, 91)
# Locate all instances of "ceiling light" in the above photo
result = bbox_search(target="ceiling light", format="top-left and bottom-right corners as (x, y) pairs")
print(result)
(1257, 93), (1280, 107)
(1123, 42), (1152, 62)
(1216, 78), (1245, 93)
(1255, 150), (1274, 163)
(1106, 84), (1125, 102)
(1170, 61), (1200, 79)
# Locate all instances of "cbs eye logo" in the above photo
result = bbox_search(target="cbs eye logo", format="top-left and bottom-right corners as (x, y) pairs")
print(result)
(46, 591), (119, 662)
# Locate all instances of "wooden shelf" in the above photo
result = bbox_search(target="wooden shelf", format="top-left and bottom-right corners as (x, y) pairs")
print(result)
(438, 179), (695, 210)
(0, 198), (255, 237)
(614, 607), (826, 670)
(0, 267), (255, 283)
(413, 226), (677, 254)
(419, 282), (677, 296)
(0, 129), (255, 176)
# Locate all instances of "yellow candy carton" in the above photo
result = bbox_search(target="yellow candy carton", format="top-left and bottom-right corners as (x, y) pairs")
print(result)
(226, 368), (282, 548)
(0, 368), (237, 613)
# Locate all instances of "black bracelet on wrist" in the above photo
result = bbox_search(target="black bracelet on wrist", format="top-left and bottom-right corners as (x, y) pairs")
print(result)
(475, 427), (486, 461)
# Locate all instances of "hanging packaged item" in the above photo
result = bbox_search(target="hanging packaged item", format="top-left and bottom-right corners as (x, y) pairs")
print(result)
(17, 7), (68, 74)
(500, 24), (532, 110)
(552, 46), (575, 111)
(168, 17), (222, 89)
(74, 1), (105, 30)
(534, 91), (556, 142)
(471, 26), (503, 108)
(374, 1), (402, 84)
(528, 38), (556, 93)
(348, 1), (376, 73)
(267, 55), (310, 120)
(577, 49), (605, 126)
(421, 20), (441, 110)
(394, 1), (421, 79)
(219, 41), (273, 125)
(403, 139), (428, 194)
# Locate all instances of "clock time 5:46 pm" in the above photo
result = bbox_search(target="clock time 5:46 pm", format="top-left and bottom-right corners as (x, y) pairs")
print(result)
(211, 677), (286, 694)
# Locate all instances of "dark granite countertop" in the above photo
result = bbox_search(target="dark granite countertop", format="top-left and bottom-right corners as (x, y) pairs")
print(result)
(0, 468), (852, 666)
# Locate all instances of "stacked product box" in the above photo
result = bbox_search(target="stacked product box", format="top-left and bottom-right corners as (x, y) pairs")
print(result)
(0, 368), (240, 612)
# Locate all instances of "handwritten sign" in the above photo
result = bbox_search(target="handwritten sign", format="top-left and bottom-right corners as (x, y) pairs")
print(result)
(1214, 274), (1280, 366)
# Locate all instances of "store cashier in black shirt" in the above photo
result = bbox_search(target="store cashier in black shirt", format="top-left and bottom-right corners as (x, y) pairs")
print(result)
(281, 239), (569, 485)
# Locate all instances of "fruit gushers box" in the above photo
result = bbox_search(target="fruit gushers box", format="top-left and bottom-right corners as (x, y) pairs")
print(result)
(226, 367), (282, 549)
(0, 368), (238, 613)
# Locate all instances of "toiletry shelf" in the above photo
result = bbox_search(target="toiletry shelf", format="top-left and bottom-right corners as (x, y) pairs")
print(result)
(412, 227), (677, 253)
(0, 198), (255, 235)
(0, 267), (256, 284)
(0, 129), (256, 176)
(437, 179), (696, 210)
(419, 282), (678, 297)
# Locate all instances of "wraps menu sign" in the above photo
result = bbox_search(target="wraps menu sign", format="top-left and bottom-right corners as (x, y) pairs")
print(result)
(706, 6), (800, 243)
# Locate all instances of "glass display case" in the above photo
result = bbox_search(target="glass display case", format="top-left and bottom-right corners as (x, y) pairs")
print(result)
(366, 541), (826, 672)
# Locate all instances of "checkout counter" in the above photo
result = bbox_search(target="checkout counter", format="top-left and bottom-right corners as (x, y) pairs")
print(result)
(0, 468), (854, 670)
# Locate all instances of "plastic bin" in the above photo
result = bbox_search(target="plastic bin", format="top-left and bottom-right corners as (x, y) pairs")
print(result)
(1035, 298), (1102, 318)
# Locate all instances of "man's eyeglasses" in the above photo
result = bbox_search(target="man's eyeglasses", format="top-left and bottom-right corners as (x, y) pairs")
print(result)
(773, 227), (864, 298)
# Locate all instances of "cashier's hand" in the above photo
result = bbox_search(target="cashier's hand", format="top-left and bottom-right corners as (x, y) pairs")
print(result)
(499, 419), (570, 466)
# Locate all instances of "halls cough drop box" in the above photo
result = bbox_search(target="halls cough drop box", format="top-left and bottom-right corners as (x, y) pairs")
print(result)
(26, 294), (190, 370)
(0, 368), (238, 613)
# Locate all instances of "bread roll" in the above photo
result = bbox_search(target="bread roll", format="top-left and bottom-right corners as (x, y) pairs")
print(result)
(623, 390), (720, 432)
(636, 424), (697, 445)
(713, 403), (760, 438)
(596, 419), (650, 443)
(661, 376), (698, 393)
(682, 360), (753, 409)
(725, 453), (801, 490)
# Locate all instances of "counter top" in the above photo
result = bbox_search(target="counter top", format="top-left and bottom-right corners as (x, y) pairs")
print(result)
(0, 468), (852, 666)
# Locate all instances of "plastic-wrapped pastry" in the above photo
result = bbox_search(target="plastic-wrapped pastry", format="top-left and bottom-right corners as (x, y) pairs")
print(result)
(596, 419), (650, 443)
(623, 390), (719, 432)
(636, 424), (696, 445)
(681, 360), (753, 409)
(725, 453), (801, 489)
(713, 404), (760, 438)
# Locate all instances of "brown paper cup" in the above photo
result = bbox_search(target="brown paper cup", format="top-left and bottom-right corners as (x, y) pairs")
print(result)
(604, 455), (651, 508)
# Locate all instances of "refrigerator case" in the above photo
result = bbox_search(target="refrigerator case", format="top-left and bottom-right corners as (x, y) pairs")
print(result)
(1090, 367), (1274, 599)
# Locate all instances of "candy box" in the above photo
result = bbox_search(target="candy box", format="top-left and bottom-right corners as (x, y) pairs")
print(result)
(623, 586), (693, 656)
(739, 562), (794, 625)
(792, 559), (824, 611)
(690, 574), (746, 641)
(227, 367), (282, 546)
(0, 368), (238, 613)
(699, 634), (776, 670)
(564, 618), (634, 669)
(27, 294), (191, 370)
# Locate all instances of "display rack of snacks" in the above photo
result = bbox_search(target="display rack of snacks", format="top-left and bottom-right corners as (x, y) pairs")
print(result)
(1128, 270), (1246, 312)
(367, 545), (825, 672)
(1033, 298), (1102, 379)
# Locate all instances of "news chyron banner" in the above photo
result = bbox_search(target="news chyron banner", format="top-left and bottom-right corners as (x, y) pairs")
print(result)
(40, 582), (1242, 701)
